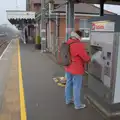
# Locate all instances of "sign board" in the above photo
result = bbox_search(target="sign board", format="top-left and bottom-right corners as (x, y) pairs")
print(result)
(41, 37), (46, 41)
(41, 29), (46, 32)
(91, 21), (115, 32)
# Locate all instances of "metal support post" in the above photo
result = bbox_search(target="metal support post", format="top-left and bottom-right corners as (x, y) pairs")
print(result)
(48, 2), (52, 52)
(53, 1), (75, 84)
(66, 0), (74, 41)
(41, 0), (46, 52)
(69, 0), (74, 31)
(63, 0), (75, 81)
(100, 0), (105, 16)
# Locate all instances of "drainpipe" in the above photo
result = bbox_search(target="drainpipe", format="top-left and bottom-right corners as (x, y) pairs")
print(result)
(56, 13), (59, 54)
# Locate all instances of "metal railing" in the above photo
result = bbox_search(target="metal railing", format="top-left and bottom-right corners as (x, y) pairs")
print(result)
(52, 37), (65, 63)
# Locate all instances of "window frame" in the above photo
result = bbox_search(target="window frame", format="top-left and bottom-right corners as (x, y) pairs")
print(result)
(79, 19), (90, 40)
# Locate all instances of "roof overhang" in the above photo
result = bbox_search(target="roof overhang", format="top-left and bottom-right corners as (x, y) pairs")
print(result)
(6, 10), (35, 20)
(37, 0), (120, 5)
(70, 0), (120, 5)
(51, 10), (115, 15)
(51, 12), (100, 16)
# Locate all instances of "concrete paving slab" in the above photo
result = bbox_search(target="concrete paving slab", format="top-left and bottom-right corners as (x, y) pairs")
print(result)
(0, 39), (17, 110)
(0, 39), (20, 120)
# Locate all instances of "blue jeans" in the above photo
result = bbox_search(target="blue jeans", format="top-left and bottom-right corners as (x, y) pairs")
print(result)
(65, 72), (83, 108)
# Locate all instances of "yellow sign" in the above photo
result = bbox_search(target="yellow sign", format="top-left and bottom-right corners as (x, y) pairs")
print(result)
(92, 20), (110, 25)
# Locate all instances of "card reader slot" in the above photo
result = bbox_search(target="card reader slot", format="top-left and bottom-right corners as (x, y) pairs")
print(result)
(107, 52), (111, 59)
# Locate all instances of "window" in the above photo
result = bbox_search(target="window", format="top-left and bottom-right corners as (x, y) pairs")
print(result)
(34, 3), (41, 12)
(54, 4), (59, 9)
(79, 19), (90, 39)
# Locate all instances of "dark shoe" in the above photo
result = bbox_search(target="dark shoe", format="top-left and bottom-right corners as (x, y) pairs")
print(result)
(66, 100), (74, 105)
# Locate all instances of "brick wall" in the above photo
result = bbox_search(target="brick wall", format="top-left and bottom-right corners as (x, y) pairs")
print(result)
(58, 16), (91, 44)
(59, 16), (91, 38)
(59, 18), (66, 39)
(51, 15), (92, 62)
(46, 15), (92, 53)
(29, 0), (41, 12)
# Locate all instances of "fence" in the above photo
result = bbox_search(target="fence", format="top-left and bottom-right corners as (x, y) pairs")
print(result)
(53, 37), (65, 64)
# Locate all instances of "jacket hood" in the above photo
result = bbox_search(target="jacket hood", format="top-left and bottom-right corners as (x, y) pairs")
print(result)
(70, 31), (81, 40)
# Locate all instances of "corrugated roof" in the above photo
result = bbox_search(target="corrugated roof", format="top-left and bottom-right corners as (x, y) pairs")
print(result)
(33, 0), (116, 15)
(52, 0), (66, 4)
(33, 0), (120, 5)
(52, 3), (116, 15)
(71, 0), (120, 5)
(40, 0), (65, 4)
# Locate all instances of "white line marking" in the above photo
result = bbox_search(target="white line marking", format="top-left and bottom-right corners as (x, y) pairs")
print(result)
(0, 40), (12, 60)
(6, 50), (10, 53)
(1, 58), (8, 61)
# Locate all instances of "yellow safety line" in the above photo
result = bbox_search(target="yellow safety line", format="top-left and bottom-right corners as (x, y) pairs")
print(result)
(54, 79), (59, 83)
(18, 40), (27, 120)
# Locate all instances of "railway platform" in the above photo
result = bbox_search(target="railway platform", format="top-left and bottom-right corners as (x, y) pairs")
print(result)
(0, 39), (106, 120)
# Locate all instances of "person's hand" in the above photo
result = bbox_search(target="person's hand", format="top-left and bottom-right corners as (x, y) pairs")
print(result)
(91, 51), (102, 62)
(91, 55), (96, 62)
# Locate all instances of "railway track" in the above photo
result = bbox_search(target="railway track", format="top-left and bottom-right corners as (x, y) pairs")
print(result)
(0, 40), (10, 56)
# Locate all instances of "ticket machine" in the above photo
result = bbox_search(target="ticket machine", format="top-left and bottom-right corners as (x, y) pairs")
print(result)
(86, 15), (120, 117)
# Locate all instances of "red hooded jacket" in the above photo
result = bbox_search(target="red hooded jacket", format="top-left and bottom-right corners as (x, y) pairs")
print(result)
(65, 38), (90, 75)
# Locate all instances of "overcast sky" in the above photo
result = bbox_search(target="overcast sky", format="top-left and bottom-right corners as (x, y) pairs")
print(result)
(0, 0), (120, 25)
(0, 0), (26, 24)
(95, 4), (120, 15)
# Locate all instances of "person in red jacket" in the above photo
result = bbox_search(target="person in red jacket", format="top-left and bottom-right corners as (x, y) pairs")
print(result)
(65, 30), (90, 110)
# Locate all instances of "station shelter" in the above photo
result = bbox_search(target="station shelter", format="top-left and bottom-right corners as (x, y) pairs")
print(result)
(6, 10), (36, 43)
